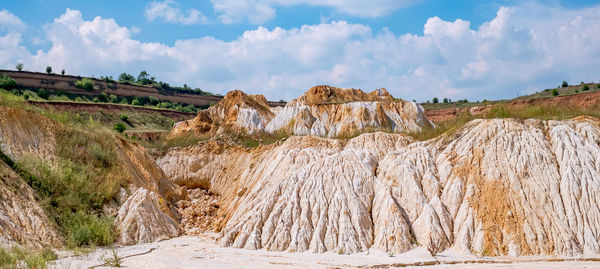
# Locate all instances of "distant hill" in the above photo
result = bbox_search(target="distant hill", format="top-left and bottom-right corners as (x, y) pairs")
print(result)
(0, 70), (286, 108)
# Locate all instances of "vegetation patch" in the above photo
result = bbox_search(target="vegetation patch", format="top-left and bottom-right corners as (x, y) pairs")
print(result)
(15, 128), (127, 248)
(0, 245), (57, 269)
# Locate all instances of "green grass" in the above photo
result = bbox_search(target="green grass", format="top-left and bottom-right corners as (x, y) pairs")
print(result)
(0, 245), (57, 269)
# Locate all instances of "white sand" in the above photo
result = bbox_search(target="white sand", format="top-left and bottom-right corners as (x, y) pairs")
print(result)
(53, 234), (600, 269)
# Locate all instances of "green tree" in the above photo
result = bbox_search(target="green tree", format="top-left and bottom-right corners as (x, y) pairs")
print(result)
(15, 63), (23, 71)
(582, 85), (590, 91)
(61, 69), (65, 75)
(561, 81), (568, 88)
(118, 73), (135, 83)
(46, 66), (52, 74)
(443, 98), (449, 103)
(137, 71), (152, 85)
(432, 97), (439, 104)
(552, 89), (559, 96)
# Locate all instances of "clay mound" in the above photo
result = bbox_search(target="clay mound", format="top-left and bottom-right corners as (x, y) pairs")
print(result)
(158, 117), (600, 256)
(171, 90), (274, 136)
(265, 85), (432, 137)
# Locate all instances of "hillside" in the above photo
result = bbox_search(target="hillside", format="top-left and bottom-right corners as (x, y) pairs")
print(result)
(0, 70), (287, 109)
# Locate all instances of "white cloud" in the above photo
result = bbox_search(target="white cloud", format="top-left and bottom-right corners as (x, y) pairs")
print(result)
(1, 4), (600, 102)
(0, 9), (25, 32)
(210, 0), (419, 24)
(145, 0), (208, 25)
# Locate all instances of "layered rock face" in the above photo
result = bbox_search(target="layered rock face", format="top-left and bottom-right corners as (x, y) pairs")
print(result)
(171, 90), (275, 136)
(170, 86), (432, 138)
(266, 86), (432, 137)
(0, 161), (61, 248)
(158, 117), (600, 256)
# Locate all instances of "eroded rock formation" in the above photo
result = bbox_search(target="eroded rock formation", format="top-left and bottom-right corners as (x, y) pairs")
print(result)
(170, 86), (432, 138)
(171, 90), (275, 136)
(115, 188), (181, 245)
(158, 117), (600, 257)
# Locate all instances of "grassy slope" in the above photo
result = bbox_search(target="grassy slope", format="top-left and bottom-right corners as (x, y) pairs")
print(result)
(0, 89), (132, 250)
(421, 82), (600, 110)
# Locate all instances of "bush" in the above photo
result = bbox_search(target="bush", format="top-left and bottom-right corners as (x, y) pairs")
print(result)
(562, 81), (568, 87)
(75, 78), (94, 91)
(114, 122), (126, 133)
(23, 93), (30, 100)
(99, 92), (109, 102)
(131, 99), (140, 106)
(93, 97), (100, 102)
(552, 89), (559, 96)
(15, 63), (23, 71)
(37, 89), (51, 99)
(0, 74), (17, 90)
(61, 69), (65, 75)
(119, 114), (128, 121)
(582, 85), (589, 91)
(46, 66), (52, 74)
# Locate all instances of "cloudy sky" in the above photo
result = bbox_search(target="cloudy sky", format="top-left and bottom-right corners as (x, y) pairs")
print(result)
(1, 0), (599, 102)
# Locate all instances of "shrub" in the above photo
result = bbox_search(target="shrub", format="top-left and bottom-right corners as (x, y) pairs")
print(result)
(93, 97), (100, 102)
(0, 74), (17, 90)
(23, 93), (30, 100)
(552, 89), (559, 96)
(99, 92), (109, 102)
(131, 99), (140, 106)
(37, 89), (51, 99)
(75, 78), (94, 91)
(61, 69), (65, 75)
(562, 81), (568, 87)
(582, 85), (590, 91)
(114, 122), (126, 133)
(109, 94), (119, 103)
(15, 63), (23, 71)
(46, 66), (52, 74)
(432, 97), (439, 103)
(119, 114), (128, 121)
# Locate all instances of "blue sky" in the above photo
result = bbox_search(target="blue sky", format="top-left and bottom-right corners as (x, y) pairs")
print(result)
(1, 0), (600, 101)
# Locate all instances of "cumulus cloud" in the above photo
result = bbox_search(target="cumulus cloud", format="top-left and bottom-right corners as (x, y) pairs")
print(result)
(1, 4), (600, 102)
(145, 0), (208, 25)
(210, 0), (419, 24)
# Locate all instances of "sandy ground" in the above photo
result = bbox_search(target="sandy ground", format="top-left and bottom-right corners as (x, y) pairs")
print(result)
(53, 234), (600, 269)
